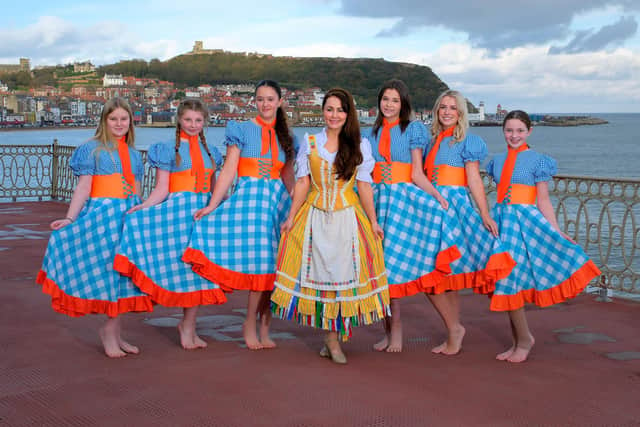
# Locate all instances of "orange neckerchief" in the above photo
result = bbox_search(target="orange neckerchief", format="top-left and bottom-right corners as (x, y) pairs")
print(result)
(424, 126), (455, 181)
(255, 115), (278, 163)
(181, 131), (206, 192)
(117, 136), (135, 187)
(496, 144), (529, 203)
(378, 118), (400, 163)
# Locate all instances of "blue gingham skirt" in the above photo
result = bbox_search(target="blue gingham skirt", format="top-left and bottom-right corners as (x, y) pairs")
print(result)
(491, 203), (595, 298)
(186, 176), (291, 276)
(38, 196), (152, 316)
(374, 182), (460, 286)
(115, 191), (226, 304)
(439, 186), (509, 275)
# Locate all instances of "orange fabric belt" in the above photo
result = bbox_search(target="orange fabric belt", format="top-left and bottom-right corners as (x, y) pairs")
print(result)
(372, 162), (412, 184)
(430, 164), (467, 186)
(90, 173), (134, 198)
(169, 168), (213, 193)
(501, 183), (537, 205)
(237, 157), (284, 179)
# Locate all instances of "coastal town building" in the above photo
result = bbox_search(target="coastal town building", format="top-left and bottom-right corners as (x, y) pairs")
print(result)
(0, 58), (30, 74)
(73, 62), (96, 73)
(103, 74), (125, 87)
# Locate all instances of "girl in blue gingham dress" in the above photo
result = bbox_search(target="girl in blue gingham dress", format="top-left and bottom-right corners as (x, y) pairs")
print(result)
(184, 80), (296, 350)
(368, 80), (461, 353)
(37, 98), (153, 358)
(486, 110), (600, 363)
(422, 90), (515, 356)
(115, 99), (226, 350)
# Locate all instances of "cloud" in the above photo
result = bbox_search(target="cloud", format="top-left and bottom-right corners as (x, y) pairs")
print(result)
(0, 16), (180, 65)
(549, 16), (638, 54)
(338, 0), (640, 51)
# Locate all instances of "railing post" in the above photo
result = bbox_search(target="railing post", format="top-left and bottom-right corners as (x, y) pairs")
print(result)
(595, 276), (612, 302)
(50, 139), (59, 200)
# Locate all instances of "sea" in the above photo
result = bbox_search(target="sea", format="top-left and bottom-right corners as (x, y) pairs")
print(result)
(1, 113), (638, 179)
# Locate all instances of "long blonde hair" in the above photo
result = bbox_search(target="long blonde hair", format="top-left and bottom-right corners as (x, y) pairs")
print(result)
(430, 90), (468, 143)
(94, 97), (135, 148)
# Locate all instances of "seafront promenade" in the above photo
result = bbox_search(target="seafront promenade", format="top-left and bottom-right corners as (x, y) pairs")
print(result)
(1, 201), (639, 426)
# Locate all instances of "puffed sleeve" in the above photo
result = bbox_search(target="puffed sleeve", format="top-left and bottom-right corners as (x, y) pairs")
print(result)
(294, 134), (311, 179)
(131, 150), (144, 182)
(223, 120), (245, 150)
(356, 137), (374, 183)
(460, 134), (488, 163)
(210, 146), (224, 171)
(533, 154), (558, 183)
(148, 142), (175, 171)
(485, 157), (496, 180)
(69, 142), (96, 176)
(407, 121), (429, 151)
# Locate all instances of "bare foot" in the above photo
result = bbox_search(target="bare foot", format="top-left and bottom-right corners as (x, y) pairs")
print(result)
(99, 324), (126, 358)
(118, 337), (140, 354)
(507, 336), (535, 363)
(386, 325), (403, 353)
(373, 335), (389, 352)
(259, 324), (276, 349)
(496, 345), (515, 361)
(431, 324), (465, 355)
(243, 321), (263, 350)
(178, 321), (207, 350)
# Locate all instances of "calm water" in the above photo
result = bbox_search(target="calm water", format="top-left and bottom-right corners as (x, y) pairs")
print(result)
(1, 113), (638, 178)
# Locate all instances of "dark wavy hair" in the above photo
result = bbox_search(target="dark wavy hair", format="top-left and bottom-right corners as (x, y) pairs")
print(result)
(372, 79), (412, 135)
(322, 88), (362, 181)
(503, 110), (532, 130)
(255, 79), (295, 162)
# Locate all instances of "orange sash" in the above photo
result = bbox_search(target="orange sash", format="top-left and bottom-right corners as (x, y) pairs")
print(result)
(90, 174), (134, 198)
(169, 169), (213, 193)
(378, 118), (399, 163)
(181, 130), (206, 193)
(237, 157), (284, 179)
(502, 184), (536, 205)
(424, 126), (455, 181)
(372, 162), (412, 184)
(255, 116), (278, 164)
(430, 164), (467, 186)
(496, 145), (529, 204)
(117, 136), (135, 188)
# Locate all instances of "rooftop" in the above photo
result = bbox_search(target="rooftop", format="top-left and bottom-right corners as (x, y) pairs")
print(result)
(2, 201), (639, 426)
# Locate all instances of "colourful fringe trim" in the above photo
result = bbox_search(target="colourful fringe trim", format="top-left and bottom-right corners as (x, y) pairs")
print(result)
(36, 269), (153, 318)
(113, 254), (228, 307)
(182, 248), (275, 292)
(271, 295), (390, 342)
(389, 245), (462, 299)
(489, 260), (601, 311)
(427, 251), (516, 295)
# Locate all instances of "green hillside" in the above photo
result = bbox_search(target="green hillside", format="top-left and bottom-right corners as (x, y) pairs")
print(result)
(98, 52), (450, 109)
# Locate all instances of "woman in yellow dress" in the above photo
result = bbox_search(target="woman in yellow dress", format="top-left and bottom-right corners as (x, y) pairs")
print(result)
(271, 88), (390, 364)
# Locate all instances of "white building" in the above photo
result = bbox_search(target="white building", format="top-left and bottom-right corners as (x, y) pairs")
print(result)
(103, 74), (125, 87)
(468, 101), (486, 122)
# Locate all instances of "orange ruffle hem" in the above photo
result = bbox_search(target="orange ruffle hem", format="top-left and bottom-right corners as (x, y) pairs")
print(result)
(36, 269), (153, 318)
(489, 260), (601, 311)
(113, 254), (228, 307)
(389, 245), (462, 299)
(427, 251), (517, 295)
(182, 248), (275, 292)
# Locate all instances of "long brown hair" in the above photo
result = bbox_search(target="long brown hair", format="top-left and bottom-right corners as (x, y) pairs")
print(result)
(255, 79), (295, 162)
(372, 79), (412, 135)
(94, 97), (135, 147)
(174, 99), (216, 167)
(323, 88), (362, 181)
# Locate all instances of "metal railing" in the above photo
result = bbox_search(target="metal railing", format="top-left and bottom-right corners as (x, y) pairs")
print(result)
(2, 141), (639, 295)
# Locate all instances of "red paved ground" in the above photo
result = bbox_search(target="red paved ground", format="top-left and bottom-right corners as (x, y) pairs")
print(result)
(1, 201), (639, 427)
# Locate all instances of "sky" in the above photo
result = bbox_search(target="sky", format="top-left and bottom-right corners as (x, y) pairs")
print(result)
(1, 0), (639, 113)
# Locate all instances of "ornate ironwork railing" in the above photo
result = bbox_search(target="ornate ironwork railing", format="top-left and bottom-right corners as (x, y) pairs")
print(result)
(1, 141), (639, 295)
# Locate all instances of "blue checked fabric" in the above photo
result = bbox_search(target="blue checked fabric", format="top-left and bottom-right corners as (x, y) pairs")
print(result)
(187, 176), (291, 275)
(439, 186), (507, 274)
(374, 182), (459, 285)
(116, 192), (223, 295)
(492, 204), (590, 296)
(40, 196), (149, 305)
